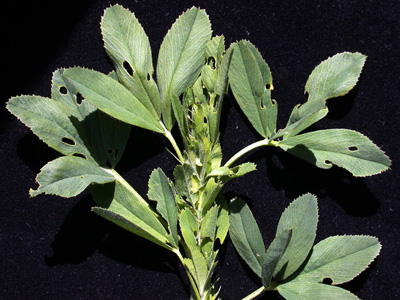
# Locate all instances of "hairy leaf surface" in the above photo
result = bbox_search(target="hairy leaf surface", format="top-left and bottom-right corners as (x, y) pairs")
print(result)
(63, 67), (164, 133)
(279, 129), (391, 176)
(30, 156), (114, 198)
(229, 198), (266, 277)
(295, 235), (381, 284)
(157, 7), (212, 129)
(274, 193), (318, 280)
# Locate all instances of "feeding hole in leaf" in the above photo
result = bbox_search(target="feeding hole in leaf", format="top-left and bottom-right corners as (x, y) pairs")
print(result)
(73, 153), (86, 159)
(114, 149), (119, 159)
(348, 146), (359, 152)
(61, 137), (76, 146)
(123, 61), (134, 76)
(147, 73), (151, 81)
(322, 278), (333, 285)
(59, 86), (68, 95)
(76, 93), (83, 105)
(266, 83), (271, 90)
(324, 160), (332, 165)
(207, 57), (216, 69)
(107, 149), (113, 154)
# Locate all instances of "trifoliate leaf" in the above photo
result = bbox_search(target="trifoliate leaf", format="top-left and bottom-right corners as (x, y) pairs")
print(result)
(278, 129), (391, 176)
(277, 281), (361, 300)
(101, 5), (161, 118)
(148, 168), (179, 247)
(63, 67), (164, 133)
(29, 156), (114, 198)
(295, 235), (381, 285)
(229, 198), (266, 277)
(157, 7), (212, 129)
(274, 193), (318, 280)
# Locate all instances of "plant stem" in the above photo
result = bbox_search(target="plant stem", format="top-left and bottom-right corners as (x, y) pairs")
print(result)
(161, 121), (185, 163)
(242, 287), (267, 300)
(224, 139), (278, 168)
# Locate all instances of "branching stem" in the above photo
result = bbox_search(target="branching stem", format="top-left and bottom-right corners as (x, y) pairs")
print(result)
(161, 121), (185, 163)
(242, 287), (267, 300)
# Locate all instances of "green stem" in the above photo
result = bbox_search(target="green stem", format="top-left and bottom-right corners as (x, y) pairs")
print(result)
(242, 286), (267, 300)
(161, 121), (185, 163)
(224, 139), (278, 168)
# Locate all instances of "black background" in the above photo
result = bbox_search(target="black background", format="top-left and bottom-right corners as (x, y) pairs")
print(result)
(1, 0), (399, 299)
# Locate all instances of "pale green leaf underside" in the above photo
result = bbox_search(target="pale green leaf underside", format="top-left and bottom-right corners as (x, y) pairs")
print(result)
(274, 193), (318, 280)
(157, 7), (212, 129)
(63, 67), (164, 133)
(279, 129), (391, 176)
(306, 52), (366, 103)
(30, 156), (114, 198)
(101, 5), (161, 118)
(229, 198), (266, 277)
(148, 168), (179, 247)
(295, 235), (381, 285)
(278, 281), (360, 300)
(91, 180), (172, 250)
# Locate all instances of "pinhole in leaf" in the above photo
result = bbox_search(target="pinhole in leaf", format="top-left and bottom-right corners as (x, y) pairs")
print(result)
(147, 73), (151, 81)
(207, 57), (216, 69)
(76, 93), (83, 105)
(325, 160), (332, 165)
(61, 137), (76, 146)
(266, 83), (271, 90)
(73, 153), (86, 159)
(114, 149), (119, 159)
(204, 117), (208, 124)
(59, 86), (68, 95)
(107, 149), (113, 154)
(348, 146), (359, 152)
(322, 278), (333, 285)
(123, 61), (134, 76)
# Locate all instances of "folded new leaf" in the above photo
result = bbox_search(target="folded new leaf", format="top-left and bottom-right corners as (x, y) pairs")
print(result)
(229, 41), (277, 139)
(278, 129), (391, 176)
(29, 156), (115, 198)
(63, 67), (164, 133)
(157, 7), (212, 130)
(101, 5), (161, 118)
(229, 198), (266, 277)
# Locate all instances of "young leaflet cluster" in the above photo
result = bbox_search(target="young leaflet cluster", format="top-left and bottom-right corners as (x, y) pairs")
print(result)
(7, 5), (391, 300)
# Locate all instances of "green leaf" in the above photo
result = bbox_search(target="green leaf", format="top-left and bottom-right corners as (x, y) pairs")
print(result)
(261, 230), (292, 288)
(63, 67), (164, 133)
(231, 162), (257, 178)
(215, 196), (229, 244)
(277, 281), (360, 300)
(295, 235), (381, 285)
(101, 5), (161, 118)
(214, 44), (234, 97)
(278, 129), (391, 176)
(306, 52), (366, 103)
(7, 95), (93, 161)
(274, 193), (318, 280)
(157, 7), (212, 129)
(30, 156), (114, 198)
(180, 208), (199, 251)
(200, 205), (219, 256)
(148, 168), (179, 247)
(229, 41), (276, 138)
(229, 198), (266, 277)
(91, 178), (173, 250)
(280, 52), (366, 139)
(51, 69), (131, 168)
(174, 164), (197, 204)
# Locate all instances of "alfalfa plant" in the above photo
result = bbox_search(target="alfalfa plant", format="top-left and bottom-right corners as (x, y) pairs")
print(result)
(7, 5), (391, 300)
